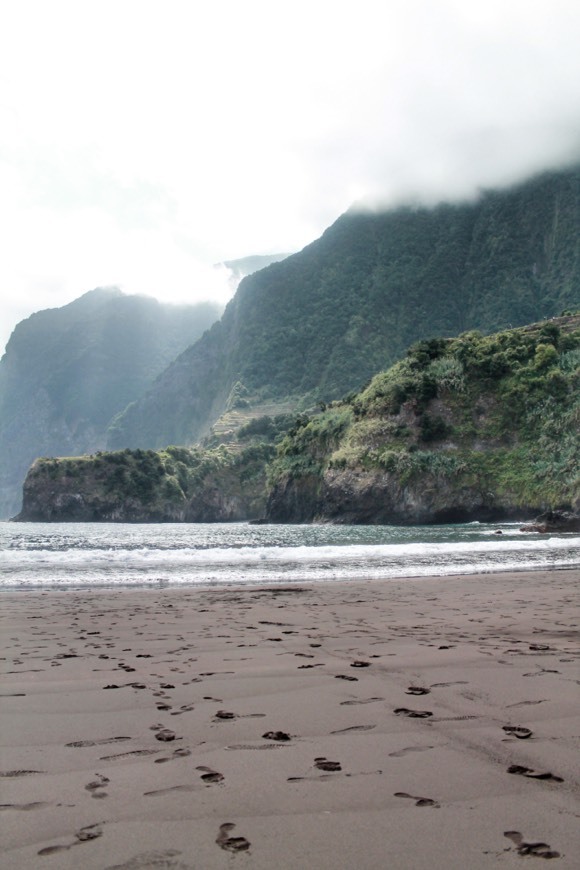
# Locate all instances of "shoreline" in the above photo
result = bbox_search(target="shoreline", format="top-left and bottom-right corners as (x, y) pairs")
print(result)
(2, 562), (580, 593)
(2, 568), (579, 868)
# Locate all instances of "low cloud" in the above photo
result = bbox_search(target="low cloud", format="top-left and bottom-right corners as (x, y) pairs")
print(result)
(1, 0), (579, 353)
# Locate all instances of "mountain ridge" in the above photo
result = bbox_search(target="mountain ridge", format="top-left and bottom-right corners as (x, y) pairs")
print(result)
(108, 165), (580, 452)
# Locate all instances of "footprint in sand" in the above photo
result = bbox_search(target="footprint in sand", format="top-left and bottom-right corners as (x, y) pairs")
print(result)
(389, 745), (434, 757)
(315, 758), (342, 771)
(144, 784), (199, 797)
(330, 725), (375, 734)
(504, 830), (560, 858)
(394, 792), (440, 808)
(507, 765), (563, 782)
(0, 770), (43, 777)
(340, 697), (384, 706)
(66, 737), (131, 748)
(502, 725), (533, 739)
(263, 731), (291, 742)
(506, 700), (547, 708)
(214, 710), (236, 720)
(85, 773), (109, 799)
(104, 850), (194, 870)
(216, 823), (250, 853)
(170, 703), (196, 716)
(0, 801), (51, 811)
(197, 766), (225, 784)
(288, 769), (381, 782)
(430, 681), (468, 688)
(394, 708), (433, 719)
(226, 743), (290, 751)
(154, 728), (178, 742)
(37, 823), (103, 855)
(406, 687), (431, 696)
(155, 748), (192, 764)
(100, 749), (160, 761)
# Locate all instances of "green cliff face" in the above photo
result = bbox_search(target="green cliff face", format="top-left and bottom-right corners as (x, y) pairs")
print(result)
(108, 165), (580, 451)
(265, 315), (580, 524)
(15, 443), (273, 523)
(0, 288), (222, 518)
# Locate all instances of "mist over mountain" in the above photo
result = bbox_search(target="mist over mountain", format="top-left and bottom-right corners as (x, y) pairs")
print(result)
(108, 165), (580, 452)
(0, 288), (222, 518)
(220, 253), (292, 282)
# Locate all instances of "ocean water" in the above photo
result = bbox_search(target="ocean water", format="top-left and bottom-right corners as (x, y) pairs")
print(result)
(1, 521), (579, 589)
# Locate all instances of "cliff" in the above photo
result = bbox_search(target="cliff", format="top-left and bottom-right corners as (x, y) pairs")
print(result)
(265, 315), (580, 524)
(15, 444), (272, 523)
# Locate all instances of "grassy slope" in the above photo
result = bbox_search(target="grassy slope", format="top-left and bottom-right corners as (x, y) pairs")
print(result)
(268, 315), (580, 514)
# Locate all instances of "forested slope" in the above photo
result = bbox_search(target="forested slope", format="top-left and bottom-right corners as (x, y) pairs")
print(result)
(109, 165), (580, 451)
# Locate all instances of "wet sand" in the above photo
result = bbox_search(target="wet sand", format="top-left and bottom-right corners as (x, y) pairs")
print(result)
(1, 568), (579, 868)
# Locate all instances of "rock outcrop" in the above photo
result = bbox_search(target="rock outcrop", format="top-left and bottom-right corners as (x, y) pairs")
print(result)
(520, 511), (580, 533)
(266, 469), (538, 525)
(14, 445), (269, 523)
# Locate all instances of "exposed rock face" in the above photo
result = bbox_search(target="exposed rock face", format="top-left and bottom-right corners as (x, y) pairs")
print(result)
(520, 511), (580, 534)
(266, 470), (537, 525)
(15, 460), (187, 523)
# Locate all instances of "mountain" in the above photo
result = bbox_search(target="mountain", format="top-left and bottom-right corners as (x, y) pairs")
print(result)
(15, 315), (580, 524)
(266, 314), (580, 523)
(108, 165), (580, 452)
(0, 288), (222, 518)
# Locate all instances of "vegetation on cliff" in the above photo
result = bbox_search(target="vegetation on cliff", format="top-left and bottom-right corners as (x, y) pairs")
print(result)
(16, 441), (275, 523)
(266, 314), (580, 522)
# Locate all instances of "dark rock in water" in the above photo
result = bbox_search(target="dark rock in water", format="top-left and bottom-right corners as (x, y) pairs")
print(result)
(520, 510), (580, 534)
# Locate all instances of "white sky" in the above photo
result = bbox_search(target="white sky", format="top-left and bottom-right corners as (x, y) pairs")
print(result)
(1, 0), (580, 355)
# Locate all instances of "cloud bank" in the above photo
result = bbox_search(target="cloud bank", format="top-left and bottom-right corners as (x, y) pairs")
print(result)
(1, 0), (579, 352)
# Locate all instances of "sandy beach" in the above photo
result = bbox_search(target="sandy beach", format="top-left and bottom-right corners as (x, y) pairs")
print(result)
(1, 568), (579, 869)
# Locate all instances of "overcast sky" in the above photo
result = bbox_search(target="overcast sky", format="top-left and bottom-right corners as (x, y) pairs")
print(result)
(1, 0), (579, 355)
